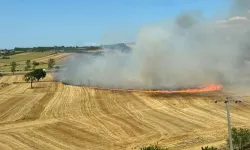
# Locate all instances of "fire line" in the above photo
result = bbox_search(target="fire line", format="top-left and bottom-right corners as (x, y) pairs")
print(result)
(81, 84), (222, 93)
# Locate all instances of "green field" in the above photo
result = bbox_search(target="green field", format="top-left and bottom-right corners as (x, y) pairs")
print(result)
(0, 63), (48, 72)
(0, 51), (55, 64)
(0, 51), (62, 72)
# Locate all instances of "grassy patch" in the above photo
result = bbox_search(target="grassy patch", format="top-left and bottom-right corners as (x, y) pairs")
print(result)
(0, 63), (48, 72)
(0, 51), (55, 64)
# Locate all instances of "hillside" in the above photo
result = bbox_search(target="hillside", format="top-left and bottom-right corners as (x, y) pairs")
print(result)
(0, 75), (249, 149)
(0, 52), (72, 72)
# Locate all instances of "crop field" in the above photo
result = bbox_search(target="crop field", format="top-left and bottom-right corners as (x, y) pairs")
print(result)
(0, 51), (55, 64)
(0, 75), (249, 149)
(0, 52), (72, 72)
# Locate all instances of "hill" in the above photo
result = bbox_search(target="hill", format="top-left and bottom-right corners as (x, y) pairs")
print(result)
(0, 51), (72, 72)
(0, 74), (249, 149)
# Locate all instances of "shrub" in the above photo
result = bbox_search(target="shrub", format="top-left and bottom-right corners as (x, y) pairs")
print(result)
(228, 127), (250, 150)
(2, 56), (10, 59)
(140, 144), (168, 150)
(201, 146), (218, 150)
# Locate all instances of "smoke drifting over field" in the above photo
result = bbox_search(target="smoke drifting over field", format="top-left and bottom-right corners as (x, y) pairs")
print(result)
(55, 0), (250, 90)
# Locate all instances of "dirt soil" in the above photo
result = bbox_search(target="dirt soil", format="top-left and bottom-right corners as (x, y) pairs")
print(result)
(0, 75), (249, 150)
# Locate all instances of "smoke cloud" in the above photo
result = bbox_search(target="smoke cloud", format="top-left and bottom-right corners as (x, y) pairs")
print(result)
(55, 1), (250, 90)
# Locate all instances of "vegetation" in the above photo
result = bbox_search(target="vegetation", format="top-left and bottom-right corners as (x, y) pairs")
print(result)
(201, 146), (218, 150)
(14, 45), (102, 52)
(23, 69), (46, 88)
(140, 144), (168, 150)
(0, 63), (47, 72)
(2, 56), (10, 59)
(0, 51), (54, 64)
(24, 72), (36, 88)
(229, 127), (250, 150)
(25, 60), (31, 71)
(48, 59), (55, 69)
(10, 61), (17, 74)
(32, 69), (46, 81)
(32, 61), (39, 70)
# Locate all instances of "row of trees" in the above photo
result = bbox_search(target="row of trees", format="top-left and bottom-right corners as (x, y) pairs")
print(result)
(14, 45), (102, 52)
(11, 58), (55, 74)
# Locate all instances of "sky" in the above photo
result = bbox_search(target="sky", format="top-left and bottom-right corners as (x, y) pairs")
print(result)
(0, 0), (231, 49)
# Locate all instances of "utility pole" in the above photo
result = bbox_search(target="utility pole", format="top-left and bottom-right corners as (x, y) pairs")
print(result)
(215, 97), (242, 150)
(225, 99), (233, 150)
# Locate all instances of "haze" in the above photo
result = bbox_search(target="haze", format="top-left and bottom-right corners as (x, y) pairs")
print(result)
(56, 0), (250, 90)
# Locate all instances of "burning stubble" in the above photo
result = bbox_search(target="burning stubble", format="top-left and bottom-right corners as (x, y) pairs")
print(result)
(55, 1), (250, 90)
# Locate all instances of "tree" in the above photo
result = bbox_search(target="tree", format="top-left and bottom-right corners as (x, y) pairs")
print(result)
(33, 69), (46, 81)
(10, 61), (17, 74)
(48, 59), (55, 69)
(26, 60), (31, 70)
(24, 72), (36, 88)
(32, 61), (39, 70)
(229, 127), (250, 150)
(23, 69), (46, 88)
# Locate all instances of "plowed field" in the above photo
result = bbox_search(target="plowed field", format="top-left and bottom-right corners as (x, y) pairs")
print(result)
(0, 75), (250, 150)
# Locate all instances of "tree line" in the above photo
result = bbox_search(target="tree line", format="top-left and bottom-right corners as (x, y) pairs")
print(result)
(14, 46), (101, 52)
(10, 58), (55, 74)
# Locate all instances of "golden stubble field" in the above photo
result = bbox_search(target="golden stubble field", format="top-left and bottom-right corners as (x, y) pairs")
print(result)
(0, 75), (250, 150)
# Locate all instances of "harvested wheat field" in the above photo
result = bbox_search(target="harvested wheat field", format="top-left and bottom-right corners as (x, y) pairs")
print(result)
(32, 53), (72, 63)
(0, 75), (250, 150)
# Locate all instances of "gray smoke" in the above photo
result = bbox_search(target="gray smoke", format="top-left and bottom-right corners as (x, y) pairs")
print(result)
(55, 3), (250, 90)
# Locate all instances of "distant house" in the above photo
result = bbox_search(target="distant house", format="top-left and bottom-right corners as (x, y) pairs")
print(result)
(0, 49), (14, 54)
(0, 49), (7, 54)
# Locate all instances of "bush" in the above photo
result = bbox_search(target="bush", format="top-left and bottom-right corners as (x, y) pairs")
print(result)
(140, 144), (168, 150)
(201, 146), (218, 150)
(229, 127), (250, 150)
(2, 56), (10, 59)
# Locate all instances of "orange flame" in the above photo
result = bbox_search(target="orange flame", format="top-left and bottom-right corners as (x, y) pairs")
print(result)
(84, 84), (222, 93)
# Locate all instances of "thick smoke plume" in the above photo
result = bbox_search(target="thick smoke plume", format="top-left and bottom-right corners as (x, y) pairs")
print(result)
(55, 1), (250, 90)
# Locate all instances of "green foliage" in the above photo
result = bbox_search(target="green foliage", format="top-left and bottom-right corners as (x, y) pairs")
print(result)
(23, 69), (46, 88)
(228, 127), (250, 150)
(48, 59), (55, 69)
(24, 72), (36, 88)
(2, 56), (10, 59)
(10, 61), (17, 74)
(140, 144), (168, 150)
(24, 66), (28, 71)
(32, 61), (39, 70)
(26, 60), (31, 70)
(14, 46), (102, 53)
(201, 146), (218, 150)
(32, 69), (46, 81)
(14, 47), (29, 52)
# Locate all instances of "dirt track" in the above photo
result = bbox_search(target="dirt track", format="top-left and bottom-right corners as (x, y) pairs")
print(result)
(0, 75), (250, 150)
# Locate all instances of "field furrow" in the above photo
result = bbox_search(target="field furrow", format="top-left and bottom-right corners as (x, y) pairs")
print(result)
(0, 75), (250, 149)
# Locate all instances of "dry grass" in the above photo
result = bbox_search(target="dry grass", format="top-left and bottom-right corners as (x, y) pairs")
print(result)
(0, 75), (249, 149)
